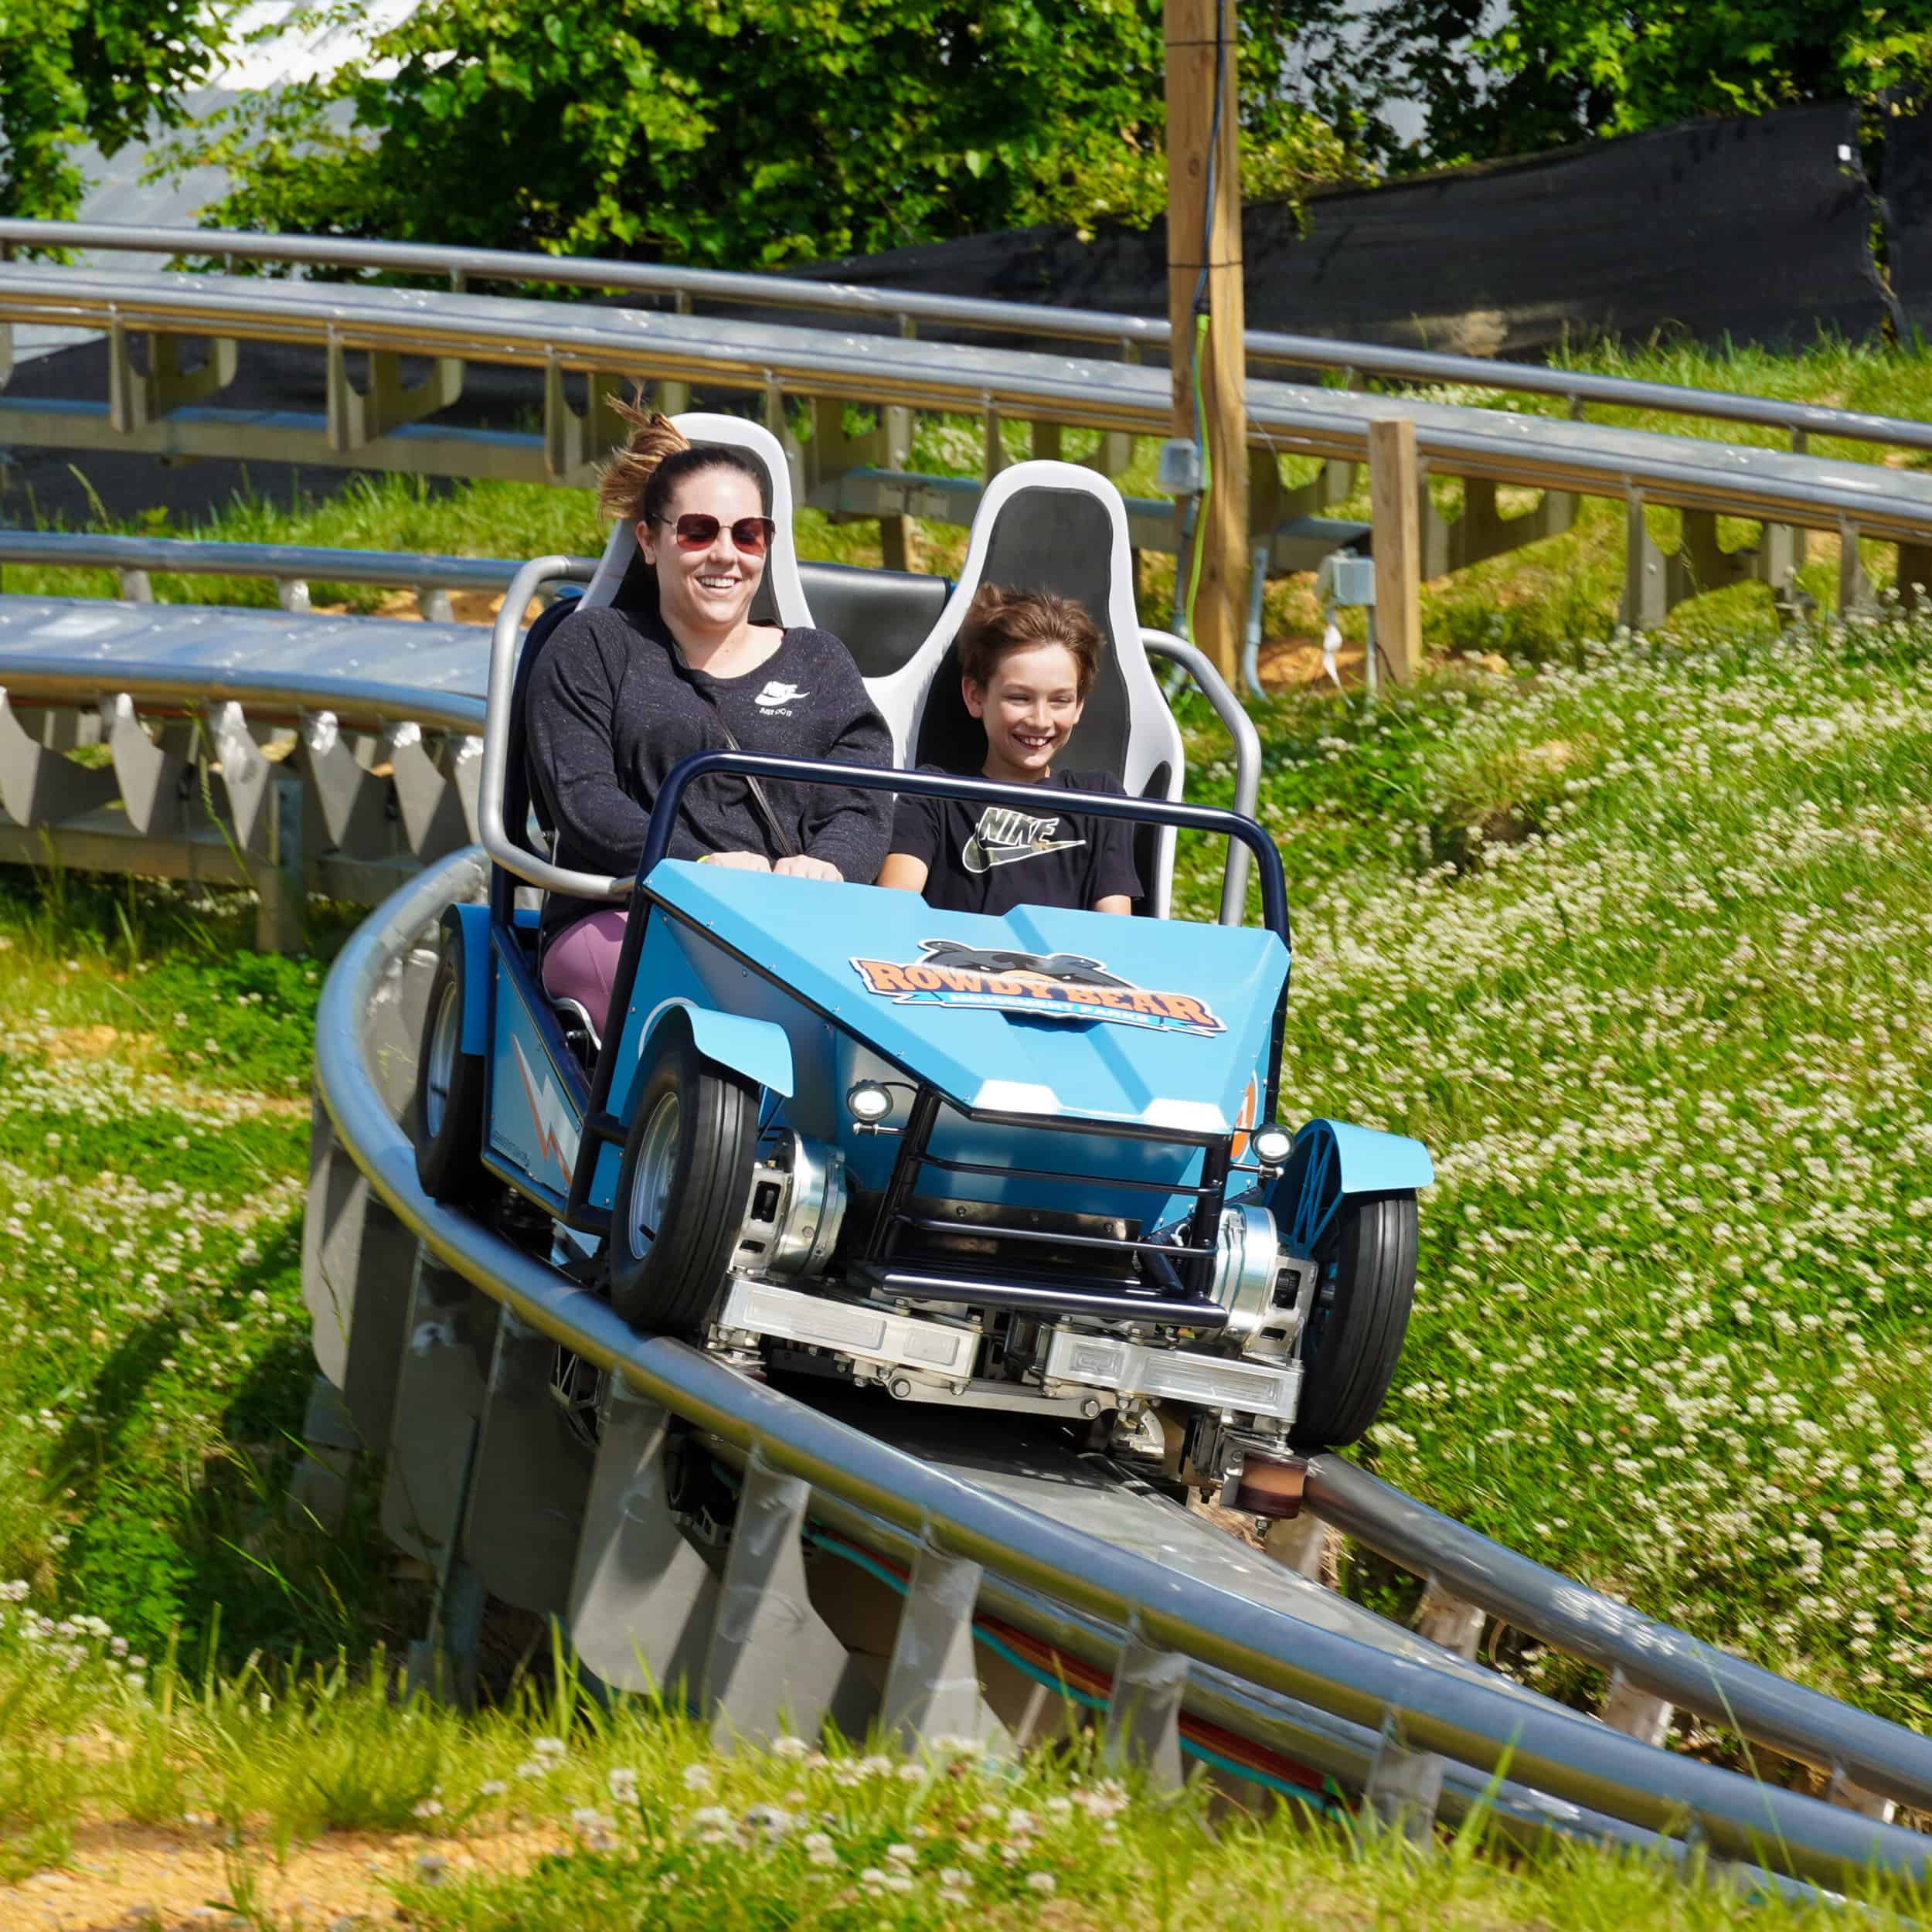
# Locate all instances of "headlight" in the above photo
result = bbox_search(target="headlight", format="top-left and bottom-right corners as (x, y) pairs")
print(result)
(845, 1080), (893, 1124)
(1251, 1123), (1294, 1168)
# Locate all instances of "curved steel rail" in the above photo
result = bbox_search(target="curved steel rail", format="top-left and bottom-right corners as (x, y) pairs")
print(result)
(5, 266), (1932, 547)
(7, 217), (1932, 458)
(1303, 1454), (1930, 1816)
(311, 845), (1932, 1892)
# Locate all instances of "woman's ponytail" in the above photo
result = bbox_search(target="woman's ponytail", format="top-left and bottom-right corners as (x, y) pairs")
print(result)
(594, 387), (773, 526)
(595, 393), (692, 523)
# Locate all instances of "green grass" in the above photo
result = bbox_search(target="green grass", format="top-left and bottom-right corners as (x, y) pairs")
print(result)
(1170, 597), (1932, 1726)
(0, 869), (393, 1665)
(0, 1618), (1910, 1927)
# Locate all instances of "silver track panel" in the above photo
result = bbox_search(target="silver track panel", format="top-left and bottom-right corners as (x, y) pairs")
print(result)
(792, 1391), (1543, 1702)
(0, 596), (486, 733)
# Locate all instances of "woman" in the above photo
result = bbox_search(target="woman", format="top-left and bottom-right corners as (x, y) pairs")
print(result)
(526, 403), (893, 1032)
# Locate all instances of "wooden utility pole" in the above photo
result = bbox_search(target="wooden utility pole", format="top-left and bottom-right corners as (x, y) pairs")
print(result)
(1165, 0), (1248, 684)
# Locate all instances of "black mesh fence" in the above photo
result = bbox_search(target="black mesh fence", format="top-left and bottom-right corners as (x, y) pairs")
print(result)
(806, 102), (1902, 358)
(1889, 107), (1932, 344)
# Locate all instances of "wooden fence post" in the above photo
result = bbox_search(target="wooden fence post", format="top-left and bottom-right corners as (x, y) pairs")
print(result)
(1368, 418), (1422, 680)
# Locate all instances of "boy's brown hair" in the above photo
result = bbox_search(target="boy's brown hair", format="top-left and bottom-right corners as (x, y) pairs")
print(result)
(955, 585), (1104, 698)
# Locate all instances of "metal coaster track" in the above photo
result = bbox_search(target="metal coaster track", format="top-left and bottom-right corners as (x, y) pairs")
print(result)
(5, 218), (1932, 641)
(308, 846), (1931, 1896)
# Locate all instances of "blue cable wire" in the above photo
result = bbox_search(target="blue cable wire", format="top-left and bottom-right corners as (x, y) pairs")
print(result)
(803, 1526), (1342, 1820)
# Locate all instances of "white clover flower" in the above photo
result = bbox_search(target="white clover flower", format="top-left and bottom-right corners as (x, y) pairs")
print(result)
(742, 1804), (794, 1843)
(802, 1831), (838, 1869)
(607, 1767), (639, 1804)
(684, 1804), (736, 1844)
(1026, 1870), (1058, 1894)
(680, 1763), (715, 1791)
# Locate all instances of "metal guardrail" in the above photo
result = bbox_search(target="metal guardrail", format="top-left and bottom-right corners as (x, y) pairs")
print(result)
(7, 261), (1932, 643)
(8, 218), (1932, 461)
(0, 528), (522, 620)
(304, 843), (1932, 1893)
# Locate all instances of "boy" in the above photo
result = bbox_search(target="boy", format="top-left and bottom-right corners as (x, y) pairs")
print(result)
(879, 585), (1141, 915)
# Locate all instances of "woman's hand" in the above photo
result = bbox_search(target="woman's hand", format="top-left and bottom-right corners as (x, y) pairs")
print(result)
(699, 851), (772, 872)
(774, 855), (842, 883)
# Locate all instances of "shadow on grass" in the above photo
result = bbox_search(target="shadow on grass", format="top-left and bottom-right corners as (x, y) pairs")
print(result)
(47, 1217), (412, 1672)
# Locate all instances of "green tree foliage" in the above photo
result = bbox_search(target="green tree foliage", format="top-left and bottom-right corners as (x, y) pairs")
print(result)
(1297, 0), (1932, 168)
(172, 0), (1357, 266)
(0, 0), (231, 219)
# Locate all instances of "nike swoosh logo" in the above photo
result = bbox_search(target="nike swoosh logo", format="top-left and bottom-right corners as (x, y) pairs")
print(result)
(961, 834), (1087, 873)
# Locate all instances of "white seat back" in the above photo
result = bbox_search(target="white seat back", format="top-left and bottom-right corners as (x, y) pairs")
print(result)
(866, 461), (1185, 914)
(580, 411), (813, 628)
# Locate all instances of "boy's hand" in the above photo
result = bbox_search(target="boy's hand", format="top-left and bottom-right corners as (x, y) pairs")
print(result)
(699, 851), (772, 872)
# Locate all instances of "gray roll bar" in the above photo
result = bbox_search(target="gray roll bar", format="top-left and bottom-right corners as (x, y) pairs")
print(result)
(474, 555), (615, 900)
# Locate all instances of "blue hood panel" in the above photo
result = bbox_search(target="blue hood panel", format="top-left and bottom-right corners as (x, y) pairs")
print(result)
(645, 863), (1287, 1134)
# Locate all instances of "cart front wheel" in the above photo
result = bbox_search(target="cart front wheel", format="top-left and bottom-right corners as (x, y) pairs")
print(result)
(1289, 1189), (1417, 1450)
(607, 1011), (760, 1338)
(414, 921), (488, 1205)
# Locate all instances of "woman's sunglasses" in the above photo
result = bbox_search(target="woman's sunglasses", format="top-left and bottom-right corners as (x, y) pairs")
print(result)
(655, 512), (775, 556)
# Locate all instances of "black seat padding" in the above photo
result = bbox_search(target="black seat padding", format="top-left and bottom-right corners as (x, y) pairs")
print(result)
(607, 552), (947, 675)
(504, 588), (583, 854)
(799, 561), (952, 679)
(911, 488), (1167, 910)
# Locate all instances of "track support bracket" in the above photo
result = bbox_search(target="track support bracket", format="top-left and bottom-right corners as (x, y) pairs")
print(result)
(881, 1541), (1009, 1756)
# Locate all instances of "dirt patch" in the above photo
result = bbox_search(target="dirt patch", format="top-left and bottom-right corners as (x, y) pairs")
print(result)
(315, 590), (545, 628)
(43, 1027), (151, 1063)
(1522, 736), (1581, 775)
(1255, 635), (1362, 692)
(2, 1821), (557, 1930)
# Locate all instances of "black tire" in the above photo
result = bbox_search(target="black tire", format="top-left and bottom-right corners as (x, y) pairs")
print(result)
(1289, 1190), (1417, 1450)
(607, 1012), (760, 1338)
(414, 920), (488, 1205)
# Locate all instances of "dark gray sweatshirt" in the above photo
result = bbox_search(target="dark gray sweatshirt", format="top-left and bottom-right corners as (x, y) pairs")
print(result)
(525, 604), (894, 940)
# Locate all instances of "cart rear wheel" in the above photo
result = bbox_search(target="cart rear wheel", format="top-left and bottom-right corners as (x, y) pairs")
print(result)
(607, 1012), (760, 1338)
(1289, 1189), (1417, 1450)
(414, 921), (488, 1205)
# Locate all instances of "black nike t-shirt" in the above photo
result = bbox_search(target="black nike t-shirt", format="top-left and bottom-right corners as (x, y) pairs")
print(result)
(889, 767), (1144, 916)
